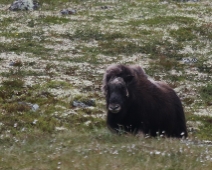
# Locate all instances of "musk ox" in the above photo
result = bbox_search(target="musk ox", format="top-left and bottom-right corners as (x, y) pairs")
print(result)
(102, 64), (187, 138)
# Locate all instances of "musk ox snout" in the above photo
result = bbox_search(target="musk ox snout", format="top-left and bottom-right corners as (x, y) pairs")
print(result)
(108, 103), (121, 113)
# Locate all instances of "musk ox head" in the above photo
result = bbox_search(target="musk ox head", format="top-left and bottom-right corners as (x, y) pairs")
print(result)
(103, 75), (134, 114)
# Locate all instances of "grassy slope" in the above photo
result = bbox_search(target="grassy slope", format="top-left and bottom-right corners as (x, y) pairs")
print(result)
(0, 0), (212, 169)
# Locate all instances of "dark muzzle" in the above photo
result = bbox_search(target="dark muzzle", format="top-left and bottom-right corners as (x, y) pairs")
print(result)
(108, 104), (121, 113)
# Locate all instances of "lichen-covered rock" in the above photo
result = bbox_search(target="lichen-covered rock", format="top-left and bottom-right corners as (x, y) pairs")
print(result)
(9, 0), (39, 11)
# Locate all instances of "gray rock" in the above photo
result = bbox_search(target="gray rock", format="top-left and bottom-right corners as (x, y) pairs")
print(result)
(9, 61), (15, 66)
(31, 104), (39, 111)
(9, 0), (39, 11)
(18, 102), (39, 111)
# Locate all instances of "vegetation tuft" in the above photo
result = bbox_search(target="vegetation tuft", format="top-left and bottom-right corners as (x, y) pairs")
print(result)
(129, 16), (195, 26)
(200, 84), (212, 106)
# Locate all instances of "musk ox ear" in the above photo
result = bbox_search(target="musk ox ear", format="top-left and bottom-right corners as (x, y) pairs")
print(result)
(124, 75), (134, 85)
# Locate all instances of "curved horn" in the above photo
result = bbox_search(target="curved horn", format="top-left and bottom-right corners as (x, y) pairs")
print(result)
(102, 84), (108, 96)
(126, 88), (129, 97)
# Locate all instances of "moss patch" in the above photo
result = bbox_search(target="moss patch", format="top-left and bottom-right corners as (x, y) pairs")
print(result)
(200, 84), (212, 106)
(129, 16), (195, 26)
(187, 115), (212, 140)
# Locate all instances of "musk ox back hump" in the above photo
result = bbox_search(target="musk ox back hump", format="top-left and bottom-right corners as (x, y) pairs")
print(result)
(103, 64), (187, 138)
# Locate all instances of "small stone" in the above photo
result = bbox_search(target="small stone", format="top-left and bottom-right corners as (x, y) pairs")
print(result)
(55, 127), (68, 131)
(84, 121), (91, 126)
(101, 6), (108, 9)
(32, 104), (39, 111)
(60, 9), (76, 15)
(155, 151), (161, 155)
(32, 119), (38, 125)
(9, 62), (15, 66)
(14, 123), (18, 128)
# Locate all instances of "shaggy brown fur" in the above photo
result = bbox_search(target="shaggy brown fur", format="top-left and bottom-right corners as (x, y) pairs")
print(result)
(103, 64), (187, 138)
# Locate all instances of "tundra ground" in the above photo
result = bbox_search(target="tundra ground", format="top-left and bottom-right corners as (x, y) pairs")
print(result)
(0, 0), (212, 169)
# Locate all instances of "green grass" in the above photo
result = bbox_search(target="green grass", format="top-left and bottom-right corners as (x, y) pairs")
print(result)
(99, 41), (143, 56)
(45, 80), (71, 89)
(149, 56), (182, 71)
(129, 16), (195, 27)
(170, 27), (197, 41)
(0, 78), (72, 137)
(200, 84), (212, 106)
(41, 16), (70, 24)
(196, 60), (212, 73)
(194, 23), (212, 40)
(187, 114), (212, 140)
(0, 40), (51, 55)
(1, 130), (212, 170)
(0, 17), (17, 27)
(67, 27), (127, 41)
(142, 39), (184, 60)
